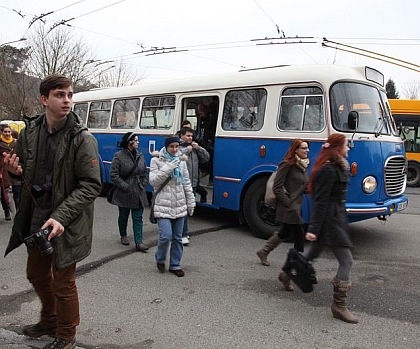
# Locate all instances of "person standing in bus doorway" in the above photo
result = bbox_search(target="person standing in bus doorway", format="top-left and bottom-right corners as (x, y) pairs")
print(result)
(179, 127), (210, 245)
(284, 134), (358, 323)
(3, 74), (102, 349)
(256, 139), (310, 268)
(149, 136), (195, 277)
(110, 132), (149, 252)
(176, 120), (208, 203)
(0, 124), (16, 220)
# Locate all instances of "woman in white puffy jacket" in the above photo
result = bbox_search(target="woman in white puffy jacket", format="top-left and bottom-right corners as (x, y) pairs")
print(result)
(149, 136), (196, 277)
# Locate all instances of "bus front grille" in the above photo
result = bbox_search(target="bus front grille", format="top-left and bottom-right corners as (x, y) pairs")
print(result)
(384, 156), (407, 196)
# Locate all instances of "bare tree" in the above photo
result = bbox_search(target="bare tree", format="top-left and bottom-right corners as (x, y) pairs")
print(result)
(0, 45), (39, 120)
(401, 80), (419, 100)
(97, 58), (144, 88)
(26, 24), (98, 92)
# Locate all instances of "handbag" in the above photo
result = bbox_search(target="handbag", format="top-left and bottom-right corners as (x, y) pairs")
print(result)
(149, 176), (172, 224)
(282, 248), (317, 293)
(107, 157), (140, 204)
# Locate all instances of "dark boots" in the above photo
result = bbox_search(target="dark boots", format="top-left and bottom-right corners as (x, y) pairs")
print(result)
(256, 232), (282, 266)
(4, 210), (11, 221)
(331, 277), (358, 324)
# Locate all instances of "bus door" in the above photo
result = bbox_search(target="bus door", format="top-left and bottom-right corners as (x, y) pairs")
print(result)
(180, 95), (220, 205)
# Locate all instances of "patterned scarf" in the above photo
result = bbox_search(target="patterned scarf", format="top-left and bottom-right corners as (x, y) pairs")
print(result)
(295, 154), (310, 171)
(163, 148), (185, 184)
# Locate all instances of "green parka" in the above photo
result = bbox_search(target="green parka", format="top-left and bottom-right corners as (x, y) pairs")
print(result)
(4, 112), (102, 270)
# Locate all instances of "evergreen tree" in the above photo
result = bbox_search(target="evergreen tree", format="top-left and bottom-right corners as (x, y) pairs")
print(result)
(386, 78), (400, 99)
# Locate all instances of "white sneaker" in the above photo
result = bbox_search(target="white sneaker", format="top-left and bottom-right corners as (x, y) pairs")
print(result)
(182, 237), (190, 245)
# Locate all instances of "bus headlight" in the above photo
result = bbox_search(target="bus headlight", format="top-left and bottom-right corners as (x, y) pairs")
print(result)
(362, 176), (377, 194)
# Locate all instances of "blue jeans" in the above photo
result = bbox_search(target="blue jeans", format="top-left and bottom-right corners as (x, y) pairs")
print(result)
(118, 207), (144, 244)
(155, 217), (185, 270)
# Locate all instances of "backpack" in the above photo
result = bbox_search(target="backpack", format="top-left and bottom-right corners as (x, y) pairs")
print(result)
(264, 170), (277, 207)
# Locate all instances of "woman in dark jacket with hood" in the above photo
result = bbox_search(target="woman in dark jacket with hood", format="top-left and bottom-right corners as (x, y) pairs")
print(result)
(110, 132), (149, 252)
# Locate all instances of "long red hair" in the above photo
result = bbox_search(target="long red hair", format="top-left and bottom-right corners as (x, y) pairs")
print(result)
(281, 138), (308, 167)
(308, 134), (347, 193)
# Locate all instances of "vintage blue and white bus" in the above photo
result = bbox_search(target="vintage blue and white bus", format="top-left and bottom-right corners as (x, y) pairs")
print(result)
(73, 64), (408, 239)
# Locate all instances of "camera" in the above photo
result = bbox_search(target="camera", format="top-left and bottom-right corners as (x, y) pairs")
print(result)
(24, 227), (54, 256)
(31, 181), (53, 199)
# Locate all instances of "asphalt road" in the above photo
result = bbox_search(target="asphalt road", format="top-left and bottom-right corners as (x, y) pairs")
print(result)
(0, 188), (419, 349)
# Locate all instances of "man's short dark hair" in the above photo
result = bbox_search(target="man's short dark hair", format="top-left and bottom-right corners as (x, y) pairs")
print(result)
(39, 74), (72, 97)
(180, 127), (194, 136)
(181, 119), (192, 127)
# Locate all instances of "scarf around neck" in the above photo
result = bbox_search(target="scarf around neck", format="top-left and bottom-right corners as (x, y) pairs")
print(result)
(163, 148), (185, 184)
(295, 154), (310, 171)
(0, 134), (13, 145)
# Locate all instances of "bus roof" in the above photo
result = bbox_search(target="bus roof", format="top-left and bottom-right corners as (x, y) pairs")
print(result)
(389, 99), (420, 116)
(73, 65), (382, 103)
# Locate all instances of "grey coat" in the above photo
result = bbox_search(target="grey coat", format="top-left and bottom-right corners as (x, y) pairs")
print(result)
(273, 161), (309, 224)
(110, 148), (148, 208)
(179, 143), (209, 188)
(307, 163), (353, 248)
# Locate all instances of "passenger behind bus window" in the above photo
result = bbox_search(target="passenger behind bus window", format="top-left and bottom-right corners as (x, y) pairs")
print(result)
(197, 100), (217, 186)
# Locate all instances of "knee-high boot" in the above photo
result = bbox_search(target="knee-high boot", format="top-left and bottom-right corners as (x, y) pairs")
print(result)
(256, 232), (282, 266)
(331, 277), (358, 324)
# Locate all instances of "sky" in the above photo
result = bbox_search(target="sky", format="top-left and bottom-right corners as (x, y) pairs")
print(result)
(0, 0), (419, 96)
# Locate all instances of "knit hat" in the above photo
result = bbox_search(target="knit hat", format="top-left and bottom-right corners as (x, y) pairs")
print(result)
(121, 132), (136, 148)
(165, 136), (180, 149)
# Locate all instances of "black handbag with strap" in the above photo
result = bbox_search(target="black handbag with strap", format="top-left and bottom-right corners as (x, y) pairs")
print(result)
(107, 157), (140, 204)
(282, 248), (317, 293)
(149, 176), (172, 224)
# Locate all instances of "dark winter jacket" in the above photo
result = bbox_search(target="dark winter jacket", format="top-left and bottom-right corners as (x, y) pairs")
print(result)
(4, 112), (102, 269)
(110, 148), (148, 208)
(273, 161), (309, 224)
(307, 162), (353, 248)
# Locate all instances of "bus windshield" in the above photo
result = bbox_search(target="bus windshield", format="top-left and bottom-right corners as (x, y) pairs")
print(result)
(331, 82), (396, 135)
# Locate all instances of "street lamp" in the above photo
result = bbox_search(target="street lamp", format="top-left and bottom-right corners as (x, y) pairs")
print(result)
(0, 38), (27, 47)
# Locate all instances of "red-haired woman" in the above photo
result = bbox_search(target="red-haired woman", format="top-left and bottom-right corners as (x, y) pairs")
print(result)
(257, 139), (310, 267)
(293, 134), (357, 323)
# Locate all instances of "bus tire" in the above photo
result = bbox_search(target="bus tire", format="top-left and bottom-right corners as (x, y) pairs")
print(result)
(99, 182), (112, 197)
(407, 162), (420, 187)
(243, 177), (280, 240)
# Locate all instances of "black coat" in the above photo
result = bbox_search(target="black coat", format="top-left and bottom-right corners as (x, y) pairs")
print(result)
(110, 149), (148, 208)
(307, 163), (353, 248)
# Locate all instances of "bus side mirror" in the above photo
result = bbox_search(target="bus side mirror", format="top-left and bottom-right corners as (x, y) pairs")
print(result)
(348, 111), (359, 130)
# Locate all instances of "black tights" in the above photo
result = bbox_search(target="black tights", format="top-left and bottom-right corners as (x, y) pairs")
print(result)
(302, 243), (353, 280)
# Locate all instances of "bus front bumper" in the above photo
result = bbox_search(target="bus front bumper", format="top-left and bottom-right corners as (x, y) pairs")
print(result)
(346, 196), (408, 223)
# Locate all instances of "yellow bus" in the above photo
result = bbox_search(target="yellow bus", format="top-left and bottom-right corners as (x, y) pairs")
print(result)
(389, 99), (420, 187)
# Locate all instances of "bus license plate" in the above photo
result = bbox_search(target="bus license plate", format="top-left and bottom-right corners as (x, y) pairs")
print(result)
(397, 201), (408, 211)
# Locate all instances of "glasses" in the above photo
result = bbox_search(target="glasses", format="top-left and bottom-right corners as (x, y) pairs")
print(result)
(299, 146), (309, 150)
(133, 139), (139, 142)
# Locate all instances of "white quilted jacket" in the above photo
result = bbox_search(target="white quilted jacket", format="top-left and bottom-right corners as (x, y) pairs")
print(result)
(149, 148), (196, 219)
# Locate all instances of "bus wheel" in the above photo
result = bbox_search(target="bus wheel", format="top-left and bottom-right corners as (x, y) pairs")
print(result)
(99, 182), (112, 197)
(243, 177), (280, 240)
(407, 162), (420, 187)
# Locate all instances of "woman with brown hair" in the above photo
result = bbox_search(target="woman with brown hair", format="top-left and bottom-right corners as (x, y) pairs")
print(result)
(256, 138), (310, 268)
(285, 134), (358, 323)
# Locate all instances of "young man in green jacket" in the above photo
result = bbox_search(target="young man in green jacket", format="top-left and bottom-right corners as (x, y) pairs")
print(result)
(3, 74), (102, 349)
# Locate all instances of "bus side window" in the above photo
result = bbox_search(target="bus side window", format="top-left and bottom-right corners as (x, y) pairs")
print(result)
(222, 89), (266, 131)
(88, 101), (111, 129)
(74, 103), (88, 126)
(140, 95), (175, 129)
(111, 98), (140, 129)
(279, 87), (324, 131)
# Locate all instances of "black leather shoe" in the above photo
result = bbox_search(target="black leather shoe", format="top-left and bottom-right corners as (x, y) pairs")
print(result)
(169, 269), (185, 277)
(22, 323), (56, 338)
